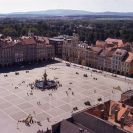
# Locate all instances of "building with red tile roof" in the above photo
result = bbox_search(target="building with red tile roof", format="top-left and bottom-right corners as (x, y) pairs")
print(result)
(96, 40), (107, 48)
(86, 100), (133, 133)
(52, 100), (133, 133)
(20, 36), (36, 45)
(62, 38), (133, 76)
(0, 36), (55, 66)
(105, 38), (125, 48)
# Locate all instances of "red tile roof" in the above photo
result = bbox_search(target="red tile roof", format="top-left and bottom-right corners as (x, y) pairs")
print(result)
(96, 40), (106, 48)
(35, 36), (49, 44)
(91, 46), (103, 54)
(85, 100), (133, 132)
(105, 38), (124, 48)
(21, 37), (36, 45)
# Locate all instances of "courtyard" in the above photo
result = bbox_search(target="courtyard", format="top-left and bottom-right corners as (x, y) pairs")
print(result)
(0, 62), (132, 133)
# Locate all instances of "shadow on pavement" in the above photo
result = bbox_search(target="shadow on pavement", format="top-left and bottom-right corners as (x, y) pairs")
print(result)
(0, 60), (60, 74)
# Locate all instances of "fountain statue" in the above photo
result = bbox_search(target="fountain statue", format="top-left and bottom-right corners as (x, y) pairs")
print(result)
(43, 70), (48, 85)
(35, 70), (57, 90)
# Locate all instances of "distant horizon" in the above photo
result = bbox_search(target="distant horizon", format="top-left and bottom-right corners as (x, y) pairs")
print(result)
(1, 9), (133, 14)
(0, 0), (133, 14)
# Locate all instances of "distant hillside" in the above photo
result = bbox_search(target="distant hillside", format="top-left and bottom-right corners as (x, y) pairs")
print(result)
(7, 9), (90, 17)
(1, 9), (133, 18)
(27, 9), (90, 16)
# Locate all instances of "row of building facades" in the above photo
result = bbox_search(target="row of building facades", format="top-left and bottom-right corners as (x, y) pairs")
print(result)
(0, 33), (133, 76)
(61, 34), (133, 76)
(0, 36), (55, 66)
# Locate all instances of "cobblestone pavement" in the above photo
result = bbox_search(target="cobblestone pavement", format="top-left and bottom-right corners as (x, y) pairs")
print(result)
(0, 62), (132, 133)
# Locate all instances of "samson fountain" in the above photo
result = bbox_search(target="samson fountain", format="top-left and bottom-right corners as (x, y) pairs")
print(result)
(35, 70), (57, 90)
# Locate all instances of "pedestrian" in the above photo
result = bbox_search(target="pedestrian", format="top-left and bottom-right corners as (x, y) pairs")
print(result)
(68, 88), (71, 91)
(33, 111), (35, 116)
(17, 121), (19, 130)
(47, 117), (50, 122)
(72, 92), (74, 96)
(30, 91), (33, 95)
(66, 91), (68, 96)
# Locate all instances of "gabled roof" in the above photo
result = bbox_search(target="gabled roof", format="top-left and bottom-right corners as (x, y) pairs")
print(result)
(96, 40), (106, 48)
(100, 48), (114, 57)
(20, 37), (36, 45)
(34, 36), (49, 44)
(91, 46), (103, 54)
(113, 49), (128, 57)
(85, 100), (133, 132)
(0, 37), (16, 48)
(105, 38), (124, 48)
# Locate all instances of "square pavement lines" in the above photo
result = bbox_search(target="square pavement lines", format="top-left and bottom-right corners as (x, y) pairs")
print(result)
(0, 101), (12, 110)
(0, 62), (132, 133)
(48, 108), (66, 117)
(24, 107), (43, 116)
(59, 104), (73, 112)
(17, 102), (33, 110)
(36, 112), (52, 122)
(10, 111), (27, 121)
(3, 106), (22, 115)
(39, 103), (54, 111)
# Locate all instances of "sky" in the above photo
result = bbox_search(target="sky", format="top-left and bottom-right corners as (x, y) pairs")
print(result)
(0, 0), (133, 13)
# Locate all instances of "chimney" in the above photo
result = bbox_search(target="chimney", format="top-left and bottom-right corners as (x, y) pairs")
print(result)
(121, 117), (125, 129)
(115, 110), (119, 123)
(122, 103), (126, 108)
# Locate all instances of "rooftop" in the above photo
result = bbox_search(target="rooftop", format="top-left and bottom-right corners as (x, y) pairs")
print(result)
(49, 38), (64, 42)
(121, 90), (133, 107)
(0, 37), (16, 48)
(91, 46), (103, 54)
(122, 90), (133, 99)
(59, 120), (94, 133)
(105, 38), (124, 48)
(85, 100), (133, 133)
(34, 36), (49, 45)
(96, 40), (107, 48)
(99, 48), (115, 57)
(20, 37), (36, 45)
(113, 49), (128, 58)
(49, 34), (78, 42)
(0, 36), (51, 48)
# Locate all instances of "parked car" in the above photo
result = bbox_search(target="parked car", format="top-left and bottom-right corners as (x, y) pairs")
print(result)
(112, 74), (117, 77)
(92, 69), (97, 72)
(98, 71), (102, 73)
(66, 63), (70, 67)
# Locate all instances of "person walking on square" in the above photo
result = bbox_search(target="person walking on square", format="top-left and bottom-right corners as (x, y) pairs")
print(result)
(72, 92), (74, 96)
(66, 91), (68, 96)
(47, 117), (50, 122)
